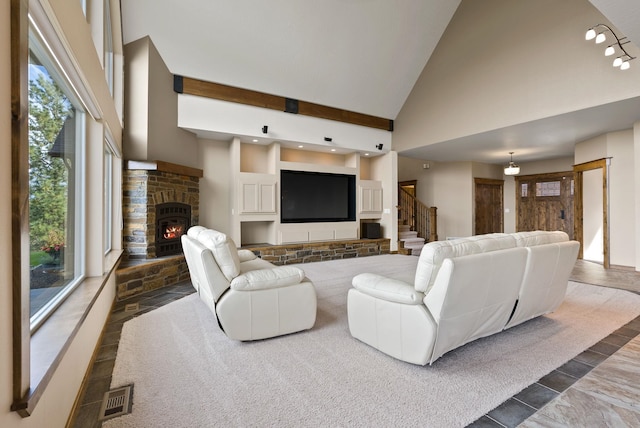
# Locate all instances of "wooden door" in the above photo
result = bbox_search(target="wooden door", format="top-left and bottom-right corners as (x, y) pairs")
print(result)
(515, 172), (574, 238)
(475, 178), (504, 235)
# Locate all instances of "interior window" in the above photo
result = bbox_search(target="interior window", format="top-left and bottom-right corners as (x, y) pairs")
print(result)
(104, 143), (114, 254)
(104, 0), (114, 95)
(28, 30), (86, 330)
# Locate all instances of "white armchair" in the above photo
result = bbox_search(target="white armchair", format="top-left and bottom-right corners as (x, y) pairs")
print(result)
(181, 226), (317, 341)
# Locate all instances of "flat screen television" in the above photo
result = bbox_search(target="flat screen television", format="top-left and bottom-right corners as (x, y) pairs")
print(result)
(281, 170), (356, 223)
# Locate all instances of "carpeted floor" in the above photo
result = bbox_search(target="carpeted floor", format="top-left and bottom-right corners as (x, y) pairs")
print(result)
(104, 255), (640, 428)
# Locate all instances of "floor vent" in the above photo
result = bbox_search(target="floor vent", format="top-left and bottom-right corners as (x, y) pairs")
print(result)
(99, 384), (133, 421)
(124, 303), (139, 312)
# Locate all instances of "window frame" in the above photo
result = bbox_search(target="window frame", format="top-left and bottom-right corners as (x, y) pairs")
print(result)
(11, 0), (122, 416)
(27, 28), (88, 331)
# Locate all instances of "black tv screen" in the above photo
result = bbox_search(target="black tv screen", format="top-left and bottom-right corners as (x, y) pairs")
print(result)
(281, 170), (356, 223)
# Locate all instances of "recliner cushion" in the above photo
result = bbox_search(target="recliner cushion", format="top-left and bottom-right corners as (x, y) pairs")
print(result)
(231, 266), (305, 291)
(414, 233), (516, 293)
(512, 230), (569, 247)
(197, 229), (241, 282)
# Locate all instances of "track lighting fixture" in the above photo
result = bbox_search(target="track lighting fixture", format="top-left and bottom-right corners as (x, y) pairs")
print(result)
(585, 24), (635, 70)
(262, 125), (268, 134)
(375, 143), (383, 151)
(504, 152), (520, 176)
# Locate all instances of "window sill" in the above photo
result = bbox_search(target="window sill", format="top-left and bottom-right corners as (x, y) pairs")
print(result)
(11, 250), (123, 417)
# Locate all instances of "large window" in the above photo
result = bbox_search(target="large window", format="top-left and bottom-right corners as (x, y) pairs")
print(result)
(104, 142), (114, 254)
(28, 29), (85, 330)
(104, 0), (114, 95)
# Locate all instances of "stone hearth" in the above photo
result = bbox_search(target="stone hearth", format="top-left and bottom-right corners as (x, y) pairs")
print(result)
(118, 160), (203, 299)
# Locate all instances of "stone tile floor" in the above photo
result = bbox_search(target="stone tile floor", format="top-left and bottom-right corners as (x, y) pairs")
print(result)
(70, 259), (640, 428)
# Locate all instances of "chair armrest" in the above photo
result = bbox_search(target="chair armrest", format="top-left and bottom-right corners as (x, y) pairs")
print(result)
(237, 249), (258, 262)
(352, 273), (424, 305)
(230, 266), (306, 291)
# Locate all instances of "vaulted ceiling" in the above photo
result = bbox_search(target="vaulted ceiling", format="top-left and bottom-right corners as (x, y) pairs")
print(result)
(121, 0), (640, 164)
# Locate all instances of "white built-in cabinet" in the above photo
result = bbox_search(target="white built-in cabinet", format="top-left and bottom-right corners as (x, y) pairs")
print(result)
(239, 173), (277, 214)
(234, 141), (388, 246)
(359, 180), (383, 217)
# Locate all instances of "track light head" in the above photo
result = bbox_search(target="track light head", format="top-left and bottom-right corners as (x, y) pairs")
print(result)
(262, 125), (268, 134)
(586, 24), (636, 71)
(585, 28), (596, 40)
(375, 143), (383, 151)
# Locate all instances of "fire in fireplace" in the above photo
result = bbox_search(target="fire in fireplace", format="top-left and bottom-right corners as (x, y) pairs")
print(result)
(156, 203), (191, 257)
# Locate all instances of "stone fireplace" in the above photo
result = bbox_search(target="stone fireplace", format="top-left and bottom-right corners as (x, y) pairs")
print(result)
(122, 160), (202, 259)
(117, 160), (203, 299)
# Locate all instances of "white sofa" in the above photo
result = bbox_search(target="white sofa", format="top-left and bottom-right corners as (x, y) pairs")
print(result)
(181, 226), (317, 341)
(347, 231), (580, 365)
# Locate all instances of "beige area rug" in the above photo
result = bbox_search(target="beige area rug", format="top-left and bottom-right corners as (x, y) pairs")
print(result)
(105, 255), (640, 428)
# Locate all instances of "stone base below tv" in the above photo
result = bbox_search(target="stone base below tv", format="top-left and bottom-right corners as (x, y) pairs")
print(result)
(242, 238), (390, 266)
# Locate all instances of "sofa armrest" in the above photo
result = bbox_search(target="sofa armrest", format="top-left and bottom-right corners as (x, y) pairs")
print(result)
(237, 249), (258, 262)
(230, 266), (305, 291)
(352, 273), (424, 305)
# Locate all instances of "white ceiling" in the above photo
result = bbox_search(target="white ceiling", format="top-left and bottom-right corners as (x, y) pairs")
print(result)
(121, 0), (640, 165)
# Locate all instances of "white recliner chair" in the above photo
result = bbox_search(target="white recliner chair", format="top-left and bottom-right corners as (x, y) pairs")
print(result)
(181, 226), (317, 341)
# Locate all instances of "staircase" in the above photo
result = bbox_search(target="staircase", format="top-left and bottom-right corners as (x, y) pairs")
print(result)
(397, 186), (438, 256)
(398, 223), (425, 256)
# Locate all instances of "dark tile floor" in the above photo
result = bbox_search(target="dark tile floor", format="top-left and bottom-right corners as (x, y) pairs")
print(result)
(69, 259), (640, 428)
(70, 282), (195, 428)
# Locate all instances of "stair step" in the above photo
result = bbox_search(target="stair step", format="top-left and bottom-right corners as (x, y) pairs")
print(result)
(399, 231), (418, 239)
(401, 237), (425, 246)
(397, 247), (412, 255)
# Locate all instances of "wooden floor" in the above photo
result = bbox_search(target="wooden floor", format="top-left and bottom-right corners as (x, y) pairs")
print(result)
(570, 259), (640, 293)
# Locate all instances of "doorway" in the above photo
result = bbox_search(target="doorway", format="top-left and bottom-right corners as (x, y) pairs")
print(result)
(474, 178), (504, 235)
(573, 159), (609, 268)
(515, 171), (574, 238)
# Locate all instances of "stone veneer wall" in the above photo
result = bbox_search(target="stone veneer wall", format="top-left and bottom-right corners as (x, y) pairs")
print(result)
(116, 255), (191, 299)
(246, 238), (391, 265)
(122, 164), (200, 259)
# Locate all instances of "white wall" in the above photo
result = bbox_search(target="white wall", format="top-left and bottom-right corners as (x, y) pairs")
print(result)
(124, 37), (199, 167)
(197, 138), (233, 233)
(394, 0), (640, 153)
(608, 130), (635, 267)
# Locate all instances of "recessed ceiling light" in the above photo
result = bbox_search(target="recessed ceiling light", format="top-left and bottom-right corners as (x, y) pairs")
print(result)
(364, 153), (370, 156)
(298, 145), (304, 148)
(330, 148), (336, 152)
(252, 139), (258, 142)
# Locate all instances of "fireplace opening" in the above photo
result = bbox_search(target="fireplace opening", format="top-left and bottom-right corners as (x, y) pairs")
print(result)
(156, 203), (191, 257)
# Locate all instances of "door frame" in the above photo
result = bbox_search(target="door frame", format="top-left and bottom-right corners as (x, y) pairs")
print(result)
(573, 158), (610, 268)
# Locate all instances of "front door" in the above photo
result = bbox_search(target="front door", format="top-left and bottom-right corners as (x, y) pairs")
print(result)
(475, 178), (504, 235)
(515, 172), (574, 238)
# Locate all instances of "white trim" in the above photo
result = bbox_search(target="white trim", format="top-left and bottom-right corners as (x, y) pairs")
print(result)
(29, 0), (103, 120)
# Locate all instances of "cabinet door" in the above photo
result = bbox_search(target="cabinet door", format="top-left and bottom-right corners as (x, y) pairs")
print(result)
(259, 182), (276, 213)
(241, 182), (260, 213)
(360, 186), (382, 213)
(240, 180), (276, 213)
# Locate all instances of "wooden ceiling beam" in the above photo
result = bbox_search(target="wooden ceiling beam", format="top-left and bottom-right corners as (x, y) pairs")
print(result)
(174, 75), (393, 132)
